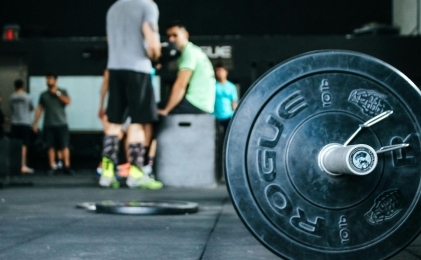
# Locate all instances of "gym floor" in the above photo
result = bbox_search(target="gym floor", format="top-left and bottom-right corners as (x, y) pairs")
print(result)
(1, 171), (420, 260)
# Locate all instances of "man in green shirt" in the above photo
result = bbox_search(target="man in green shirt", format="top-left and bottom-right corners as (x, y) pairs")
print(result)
(158, 21), (215, 115)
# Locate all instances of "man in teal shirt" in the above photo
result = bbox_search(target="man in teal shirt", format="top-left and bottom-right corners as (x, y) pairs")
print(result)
(158, 21), (215, 115)
(213, 62), (238, 134)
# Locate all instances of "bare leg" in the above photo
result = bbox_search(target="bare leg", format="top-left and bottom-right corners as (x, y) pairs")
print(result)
(62, 147), (70, 168)
(149, 139), (156, 159)
(127, 124), (145, 144)
(101, 115), (109, 133)
(21, 145), (34, 173)
(106, 123), (123, 136)
(21, 145), (27, 167)
(143, 123), (153, 147)
(48, 148), (56, 169)
(57, 150), (63, 162)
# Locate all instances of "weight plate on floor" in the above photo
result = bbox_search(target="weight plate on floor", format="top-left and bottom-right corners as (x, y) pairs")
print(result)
(224, 50), (421, 259)
(95, 200), (199, 215)
(76, 202), (96, 211)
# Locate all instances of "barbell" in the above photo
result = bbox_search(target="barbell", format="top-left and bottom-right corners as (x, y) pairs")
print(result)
(224, 50), (421, 259)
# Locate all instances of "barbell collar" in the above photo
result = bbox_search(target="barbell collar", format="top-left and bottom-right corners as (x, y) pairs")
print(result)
(319, 143), (378, 176)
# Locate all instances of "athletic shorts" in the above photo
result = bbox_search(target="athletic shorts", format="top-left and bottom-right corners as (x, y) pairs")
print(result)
(170, 97), (207, 114)
(106, 70), (158, 124)
(158, 97), (207, 114)
(11, 124), (32, 146)
(153, 98), (207, 139)
(43, 125), (69, 149)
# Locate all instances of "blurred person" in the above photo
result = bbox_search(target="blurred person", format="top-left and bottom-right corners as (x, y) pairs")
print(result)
(32, 73), (74, 176)
(97, 69), (132, 178)
(157, 21), (215, 116)
(98, 69), (110, 128)
(9, 79), (35, 173)
(213, 62), (238, 135)
(97, 69), (110, 176)
(100, 0), (162, 189)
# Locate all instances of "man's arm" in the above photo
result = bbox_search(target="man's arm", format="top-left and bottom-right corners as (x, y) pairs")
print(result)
(231, 84), (239, 111)
(32, 105), (43, 132)
(56, 90), (71, 105)
(98, 69), (109, 119)
(142, 22), (161, 61)
(158, 69), (192, 116)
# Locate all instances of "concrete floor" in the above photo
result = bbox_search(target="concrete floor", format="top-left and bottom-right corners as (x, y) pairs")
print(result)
(0, 172), (421, 260)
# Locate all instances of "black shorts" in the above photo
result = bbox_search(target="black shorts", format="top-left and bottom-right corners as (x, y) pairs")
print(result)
(106, 70), (158, 124)
(43, 125), (69, 149)
(171, 97), (207, 114)
(158, 97), (207, 114)
(153, 98), (208, 139)
(11, 124), (32, 146)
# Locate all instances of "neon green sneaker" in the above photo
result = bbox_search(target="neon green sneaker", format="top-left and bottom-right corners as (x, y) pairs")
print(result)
(126, 165), (163, 190)
(99, 157), (120, 189)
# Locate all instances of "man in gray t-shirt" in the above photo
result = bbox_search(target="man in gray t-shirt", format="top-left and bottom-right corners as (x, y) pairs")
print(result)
(33, 73), (73, 175)
(107, 0), (159, 73)
(100, 0), (162, 189)
(10, 79), (34, 173)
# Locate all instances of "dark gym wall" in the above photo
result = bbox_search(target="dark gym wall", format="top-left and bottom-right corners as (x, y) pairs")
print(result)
(0, 0), (392, 37)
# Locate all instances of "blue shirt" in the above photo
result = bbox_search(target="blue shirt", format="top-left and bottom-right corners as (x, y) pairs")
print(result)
(214, 80), (238, 120)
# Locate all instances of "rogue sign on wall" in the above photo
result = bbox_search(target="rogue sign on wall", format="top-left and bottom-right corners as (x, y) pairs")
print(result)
(200, 46), (232, 59)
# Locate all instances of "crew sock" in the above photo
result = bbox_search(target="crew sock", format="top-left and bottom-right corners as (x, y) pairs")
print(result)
(102, 135), (119, 165)
(128, 143), (145, 170)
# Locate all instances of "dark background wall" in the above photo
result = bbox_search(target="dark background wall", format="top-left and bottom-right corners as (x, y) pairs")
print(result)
(0, 0), (392, 37)
(0, 0), (403, 170)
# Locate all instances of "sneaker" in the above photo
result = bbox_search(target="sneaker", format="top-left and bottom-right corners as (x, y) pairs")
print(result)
(21, 166), (35, 174)
(63, 167), (75, 176)
(141, 164), (153, 175)
(99, 157), (119, 188)
(56, 161), (63, 169)
(126, 165), (163, 190)
(117, 162), (130, 178)
(46, 168), (56, 176)
(142, 164), (156, 179)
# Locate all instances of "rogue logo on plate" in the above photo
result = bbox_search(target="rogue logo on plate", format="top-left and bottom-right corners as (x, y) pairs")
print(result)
(349, 147), (375, 172)
(225, 50), (421, 260)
